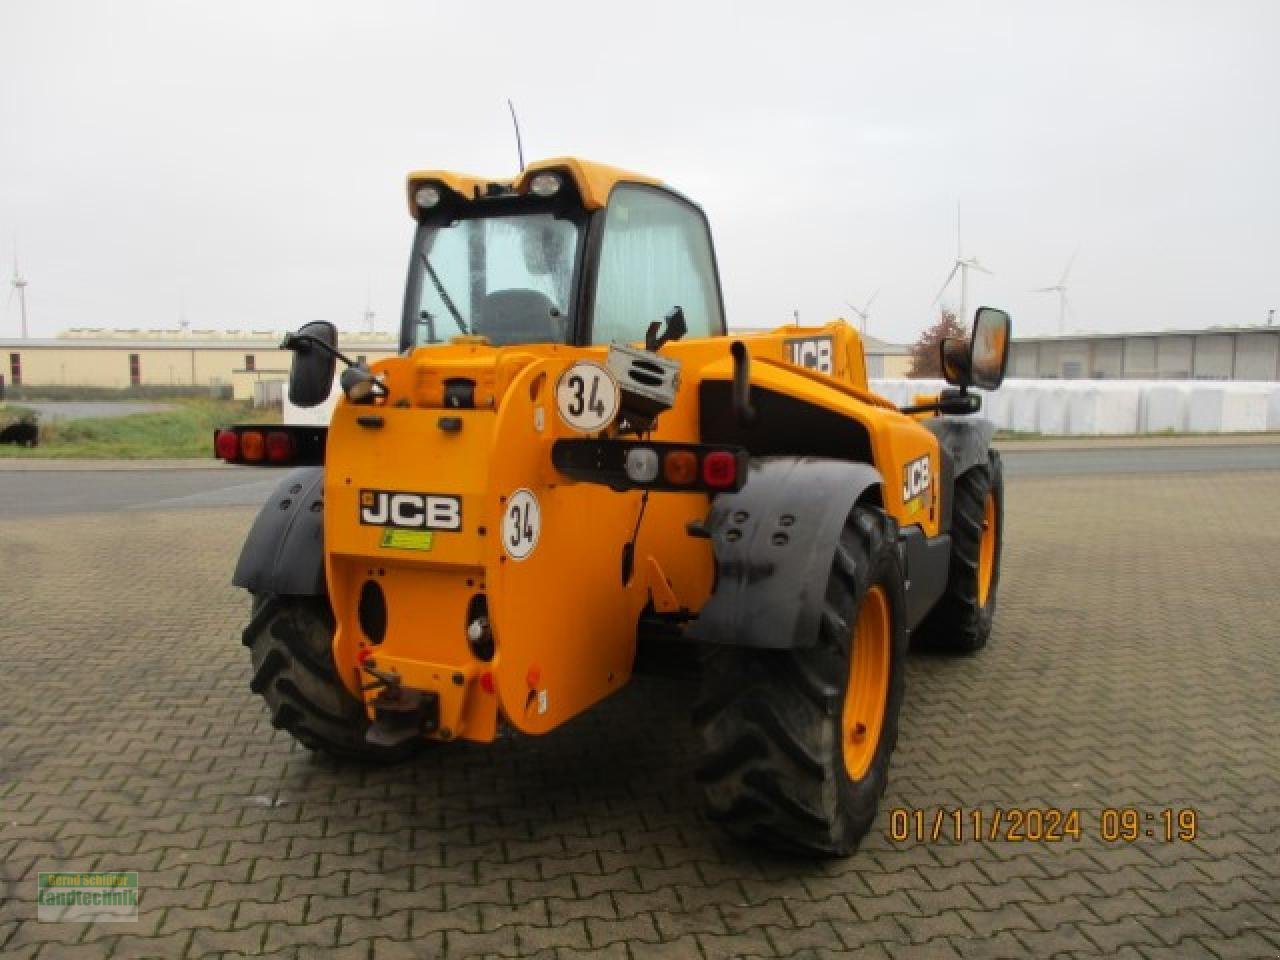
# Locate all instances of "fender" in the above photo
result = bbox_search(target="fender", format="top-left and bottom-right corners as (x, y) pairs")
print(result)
(688, 457), (883, 649)
(232, 467), (327, 597)
(922, 416), (995, 532)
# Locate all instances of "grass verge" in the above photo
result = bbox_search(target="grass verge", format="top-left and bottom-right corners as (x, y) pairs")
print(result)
(0, 399), (280, 459)
(0, 403), (36, 420)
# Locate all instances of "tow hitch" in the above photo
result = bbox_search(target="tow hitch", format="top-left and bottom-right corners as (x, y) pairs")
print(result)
(361, 663), (440, 746)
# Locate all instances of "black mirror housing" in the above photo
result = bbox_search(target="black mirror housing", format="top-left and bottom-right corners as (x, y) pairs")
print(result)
(939, 337), (970, 387)
(287, 321), (339, 408)
(939, 308), (1011, 391)
(969, 307), (1011, 390)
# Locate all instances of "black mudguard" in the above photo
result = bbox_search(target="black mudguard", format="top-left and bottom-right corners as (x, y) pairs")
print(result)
(231, 467), (327, 597)
(688, 457), (883, 649)
(922, 416), (996, 532)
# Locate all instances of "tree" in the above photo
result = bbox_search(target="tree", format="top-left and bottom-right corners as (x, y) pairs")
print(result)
(908, 309), (968, 378)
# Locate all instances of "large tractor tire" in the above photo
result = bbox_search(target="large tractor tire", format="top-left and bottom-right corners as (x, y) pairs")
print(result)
(243, 593), (418, 763)
(913, 450), (1004, 654)
(693, 504), (908, 857)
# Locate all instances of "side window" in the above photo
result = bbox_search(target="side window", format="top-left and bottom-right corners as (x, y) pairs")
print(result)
(590, 185), (723, 345)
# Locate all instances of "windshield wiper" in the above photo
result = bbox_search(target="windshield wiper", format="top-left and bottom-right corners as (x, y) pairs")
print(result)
(419, 251), (469, 336)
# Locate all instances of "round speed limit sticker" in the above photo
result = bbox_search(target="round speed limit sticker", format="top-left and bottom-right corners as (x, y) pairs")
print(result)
(502, 489), (541, 561)
(555, 361), (620, 433)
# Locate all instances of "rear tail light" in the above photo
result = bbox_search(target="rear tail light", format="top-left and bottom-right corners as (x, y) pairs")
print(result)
(624, 448), (660, 484)
(214, 429), (239, 461)
(663, 450), (698, 485)
(239, 430), (265, 462)
(551, 439), (747, 494)
(265, 431), (294, 463)
(702, 451), (738, 489)
(212, 425), (325, 466)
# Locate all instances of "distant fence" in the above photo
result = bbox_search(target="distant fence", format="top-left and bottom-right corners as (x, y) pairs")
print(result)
(1, 383), (233, 403)
(873, 378), (1280, 435)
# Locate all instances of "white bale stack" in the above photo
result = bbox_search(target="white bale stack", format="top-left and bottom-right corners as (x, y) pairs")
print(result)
(1187, 383), (1271, 433)
(870, 377), (1277, 435)
(1140, 383), (1191, 433)
(1068, 383), (1142, 435)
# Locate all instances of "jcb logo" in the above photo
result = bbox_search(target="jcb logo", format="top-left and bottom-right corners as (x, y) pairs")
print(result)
(786, 336), (834, 375)
(902, 456), (931, 502)
(359, 489), (462, 531)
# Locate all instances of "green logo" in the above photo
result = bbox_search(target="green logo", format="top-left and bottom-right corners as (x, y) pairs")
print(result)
(38, 872), (139, 923)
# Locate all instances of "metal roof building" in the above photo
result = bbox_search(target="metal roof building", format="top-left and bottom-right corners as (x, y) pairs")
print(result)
(1008, 326), (1280, 381)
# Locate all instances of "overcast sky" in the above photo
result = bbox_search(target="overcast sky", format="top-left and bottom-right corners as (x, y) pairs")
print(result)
(2, 0), (1277, 346)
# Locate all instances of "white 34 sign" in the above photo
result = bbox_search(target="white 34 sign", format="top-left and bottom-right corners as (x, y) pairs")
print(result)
(555, 361), (620, 433)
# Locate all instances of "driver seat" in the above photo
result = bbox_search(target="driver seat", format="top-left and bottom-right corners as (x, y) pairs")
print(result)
(476, 289), (563, 346)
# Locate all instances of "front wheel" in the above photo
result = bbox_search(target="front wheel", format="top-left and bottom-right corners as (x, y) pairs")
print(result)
(913, 450), (1004, 654)
(693, 503), (908, 857)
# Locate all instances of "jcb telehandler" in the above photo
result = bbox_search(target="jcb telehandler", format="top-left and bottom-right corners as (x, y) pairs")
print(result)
(217, 157), (1011, 856)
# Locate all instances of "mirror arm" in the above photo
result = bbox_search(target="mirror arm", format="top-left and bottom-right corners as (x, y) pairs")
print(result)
(899, 388), (981, 417)
(282, 333), (359, 369)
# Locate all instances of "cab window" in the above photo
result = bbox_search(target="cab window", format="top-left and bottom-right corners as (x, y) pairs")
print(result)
(410, 212), (579, 347)
(590, 184), (723, 345)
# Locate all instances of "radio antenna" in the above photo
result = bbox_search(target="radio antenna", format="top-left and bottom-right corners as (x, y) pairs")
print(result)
(507, 98), (525, 171)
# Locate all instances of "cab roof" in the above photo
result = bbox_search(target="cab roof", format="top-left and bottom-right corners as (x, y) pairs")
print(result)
(404, 157), (662, 216)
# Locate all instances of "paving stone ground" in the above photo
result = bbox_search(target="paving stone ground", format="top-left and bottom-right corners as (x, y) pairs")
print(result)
(0, 470), (1277, 959)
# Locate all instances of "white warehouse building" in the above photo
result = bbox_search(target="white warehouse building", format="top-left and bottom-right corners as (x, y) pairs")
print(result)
(1008, 326), (1280, 381)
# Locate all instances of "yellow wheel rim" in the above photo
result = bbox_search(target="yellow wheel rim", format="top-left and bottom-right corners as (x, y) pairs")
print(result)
(978, 491), (997, 608)
(842, 585), (891, 781)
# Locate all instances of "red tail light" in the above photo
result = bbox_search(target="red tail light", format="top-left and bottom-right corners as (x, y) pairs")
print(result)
(265, 431), (294, 463)
(214, 429), (239, 461)
(239, 430), (266, 462)
(663, 450), (698, 485)
(702, 451), (737, 489)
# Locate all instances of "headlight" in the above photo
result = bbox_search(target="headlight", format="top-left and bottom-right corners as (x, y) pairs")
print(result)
(414, 184), (442, 209)
(528, 172), (563, 198)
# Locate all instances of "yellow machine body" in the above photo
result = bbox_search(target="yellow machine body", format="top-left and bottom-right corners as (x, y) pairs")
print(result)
(323, 322), (941, 744)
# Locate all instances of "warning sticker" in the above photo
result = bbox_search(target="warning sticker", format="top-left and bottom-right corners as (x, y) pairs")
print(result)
(380, 529), (435, 551)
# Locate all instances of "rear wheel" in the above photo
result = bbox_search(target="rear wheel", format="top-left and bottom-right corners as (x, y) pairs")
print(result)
(693, 504), (907, 857)
(243, 593), (419, 763)
(913, 450), (1004, 653)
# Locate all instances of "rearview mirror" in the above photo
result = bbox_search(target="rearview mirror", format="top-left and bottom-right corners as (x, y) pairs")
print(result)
(969, 307), (1010, 390)
(286, 321), (338, 408)
(939, 307), (1011, 391)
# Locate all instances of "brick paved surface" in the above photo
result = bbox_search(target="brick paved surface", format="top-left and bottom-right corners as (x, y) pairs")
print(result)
(1, 471), (1277, 959)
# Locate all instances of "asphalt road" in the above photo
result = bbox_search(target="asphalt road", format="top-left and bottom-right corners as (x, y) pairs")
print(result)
(2, 443), (1280, 517)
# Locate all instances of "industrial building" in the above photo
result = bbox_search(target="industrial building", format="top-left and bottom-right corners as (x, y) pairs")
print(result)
(1, 326), (913, 399)
(0, 328), (398, 400)
(1008, 326), (1280, 381)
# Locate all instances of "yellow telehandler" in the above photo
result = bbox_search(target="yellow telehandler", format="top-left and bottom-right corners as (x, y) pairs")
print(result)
(217, 157), (1010, 855)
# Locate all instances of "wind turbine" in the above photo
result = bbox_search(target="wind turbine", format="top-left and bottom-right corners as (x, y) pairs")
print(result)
(844, 289), (880, 336)
(8, 248), (29, 339)
(1033, 249), (1078, 333)
(932, 204), (991, 325)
